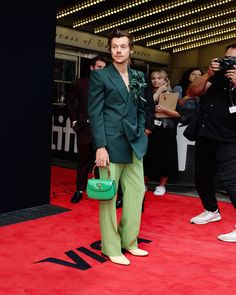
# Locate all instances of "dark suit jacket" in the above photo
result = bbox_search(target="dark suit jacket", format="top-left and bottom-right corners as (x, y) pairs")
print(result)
(67, 77), (91, 143)
(144, 79), (155, 130)
(88, 64), (148, 163)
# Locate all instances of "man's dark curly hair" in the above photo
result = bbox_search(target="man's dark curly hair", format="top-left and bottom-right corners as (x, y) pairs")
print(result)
(107, 28), (134, 52)
(225, 43), (236, 51)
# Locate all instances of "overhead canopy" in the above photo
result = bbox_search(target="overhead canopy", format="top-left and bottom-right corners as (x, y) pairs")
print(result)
(56, 0), (236, 54)
(56, 26), (170, 65)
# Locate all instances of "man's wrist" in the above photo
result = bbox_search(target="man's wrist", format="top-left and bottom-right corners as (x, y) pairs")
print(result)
(206, 69), (214, 78)
(97, 146), (106, 150)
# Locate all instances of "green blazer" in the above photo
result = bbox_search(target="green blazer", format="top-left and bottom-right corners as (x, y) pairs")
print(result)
(88, 64), (148, 163)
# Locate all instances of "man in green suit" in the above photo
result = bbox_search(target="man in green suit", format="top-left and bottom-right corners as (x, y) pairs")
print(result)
(88, 28), (148, 266)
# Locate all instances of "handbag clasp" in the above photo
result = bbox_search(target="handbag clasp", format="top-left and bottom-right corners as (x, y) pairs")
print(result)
(96, 182), (102, 189)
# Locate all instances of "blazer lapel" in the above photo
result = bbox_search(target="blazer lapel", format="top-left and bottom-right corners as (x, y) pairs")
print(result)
(108, 64), (129, 102)
(122, 67), (136, 115)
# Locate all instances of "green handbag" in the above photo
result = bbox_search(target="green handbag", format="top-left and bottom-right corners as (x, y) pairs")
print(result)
(86, 165), (117, 200)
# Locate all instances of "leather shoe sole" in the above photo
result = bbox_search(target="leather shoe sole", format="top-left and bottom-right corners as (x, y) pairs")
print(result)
(127, 248), (149, 256)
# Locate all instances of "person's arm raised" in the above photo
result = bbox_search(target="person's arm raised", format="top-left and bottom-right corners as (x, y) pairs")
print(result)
(187, 58), (220, 97)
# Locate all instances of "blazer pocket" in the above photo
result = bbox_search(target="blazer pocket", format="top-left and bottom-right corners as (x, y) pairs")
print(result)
(105, 127), (116, 135)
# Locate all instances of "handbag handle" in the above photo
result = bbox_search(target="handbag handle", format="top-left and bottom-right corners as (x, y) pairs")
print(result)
(92, 164), (111, 179)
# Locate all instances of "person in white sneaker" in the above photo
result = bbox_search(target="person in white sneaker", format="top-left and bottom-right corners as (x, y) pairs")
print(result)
(190, 209), (221, 225)
(218, 226), (236, 243)
(187, 43), (236, 242)
(154, 185), (166, 196)
(144, 70), (180, 197)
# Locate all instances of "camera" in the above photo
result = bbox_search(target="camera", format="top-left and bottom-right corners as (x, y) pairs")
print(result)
(218, 56), (236, 72)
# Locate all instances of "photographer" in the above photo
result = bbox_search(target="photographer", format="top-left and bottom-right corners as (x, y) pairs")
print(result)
(187, 43), (236, 242)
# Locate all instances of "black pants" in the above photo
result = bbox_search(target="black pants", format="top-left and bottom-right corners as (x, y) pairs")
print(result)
(76, 140), (94, 191)
(195, 137), (236, 212)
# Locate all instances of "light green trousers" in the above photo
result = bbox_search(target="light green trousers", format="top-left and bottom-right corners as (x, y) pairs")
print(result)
(99, 153), (145, 256)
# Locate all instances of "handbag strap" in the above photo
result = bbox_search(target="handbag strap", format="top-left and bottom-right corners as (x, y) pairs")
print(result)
(92, 164), (111, 179)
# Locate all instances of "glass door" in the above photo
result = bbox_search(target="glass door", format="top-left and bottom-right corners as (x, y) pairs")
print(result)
(53, 51), (78, 105)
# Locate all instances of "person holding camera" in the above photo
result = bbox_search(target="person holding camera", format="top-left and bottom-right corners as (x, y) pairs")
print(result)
(188, 43), (236, 242)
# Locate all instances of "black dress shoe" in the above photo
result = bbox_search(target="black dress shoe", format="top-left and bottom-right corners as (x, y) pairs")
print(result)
(116, 199), (123, 209)
(71, 191), (83, 203)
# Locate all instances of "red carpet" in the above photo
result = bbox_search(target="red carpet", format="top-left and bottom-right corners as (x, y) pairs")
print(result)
(0, 166), (236, 295)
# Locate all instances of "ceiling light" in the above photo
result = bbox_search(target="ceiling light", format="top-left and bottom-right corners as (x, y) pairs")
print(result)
(160, 26), (236, 50)
(135, 7), (236, 42)
(146, 17), (236, 46)
(94, 0), (195, 33)
(57, 0), (106, 19)
(130, 0), (234, 33)
(173, 32), (236, 52)
(73, 0), (151, 28)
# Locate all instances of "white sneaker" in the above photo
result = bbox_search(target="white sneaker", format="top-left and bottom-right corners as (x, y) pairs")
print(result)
(154, 186), (166, 196)
(218, 226), (236, 242)
(190, 210), (221, 224)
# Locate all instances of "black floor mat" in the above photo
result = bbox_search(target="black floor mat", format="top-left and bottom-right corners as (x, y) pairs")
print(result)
(0, 204), (70, 226)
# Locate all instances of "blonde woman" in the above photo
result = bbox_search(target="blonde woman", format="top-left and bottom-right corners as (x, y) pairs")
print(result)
(144, 70), (180, 196)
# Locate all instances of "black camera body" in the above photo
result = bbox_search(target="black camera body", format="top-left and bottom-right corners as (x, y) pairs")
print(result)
(218, 56), (236, 72)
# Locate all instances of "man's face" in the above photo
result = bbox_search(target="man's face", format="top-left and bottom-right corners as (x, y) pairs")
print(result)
(94, 60), (106, 69)
(110, 36), (132, 65)
(225, 47), (236, 57)
(90, 60), (106, 71)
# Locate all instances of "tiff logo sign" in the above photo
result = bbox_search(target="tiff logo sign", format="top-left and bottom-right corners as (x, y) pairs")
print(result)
(35, 238), (152, 271)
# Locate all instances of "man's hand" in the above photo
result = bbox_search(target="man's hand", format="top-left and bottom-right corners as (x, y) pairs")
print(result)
(145, 129), (152, 136)
(96, 147), (110, 167)
(225, 65), (236, 87)
(207, 58), (220, 77)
